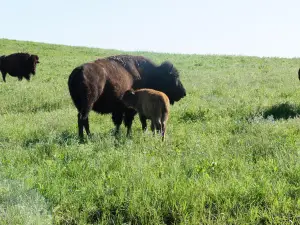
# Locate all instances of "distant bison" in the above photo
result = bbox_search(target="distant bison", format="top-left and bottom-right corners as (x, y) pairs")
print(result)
(0, 53), (40, 82)
(298, 68), (300, 80)
(122, 88), (170, 141)
(68, 55), (186, 140)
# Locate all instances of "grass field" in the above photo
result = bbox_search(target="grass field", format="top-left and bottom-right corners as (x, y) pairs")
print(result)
(0, 38), (300, 224)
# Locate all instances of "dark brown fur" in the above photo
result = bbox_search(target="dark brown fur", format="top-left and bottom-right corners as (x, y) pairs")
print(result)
(298, 68), (300, 80)
(68, 55), (186, 140)
(122, 89), (170, 141)
(0, 53), (40, 82)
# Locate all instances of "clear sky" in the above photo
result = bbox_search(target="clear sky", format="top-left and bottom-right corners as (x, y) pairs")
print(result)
(1, 0), (300, 58)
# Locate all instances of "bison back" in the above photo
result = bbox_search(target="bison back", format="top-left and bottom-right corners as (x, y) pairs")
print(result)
(68, 60), (135, 115)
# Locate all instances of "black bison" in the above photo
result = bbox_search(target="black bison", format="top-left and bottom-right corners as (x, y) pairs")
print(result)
(298, 68), (300, 80)
(122, 88), (170, 141)
(0, 53), (40, 82)
(68, 55), (186, 140)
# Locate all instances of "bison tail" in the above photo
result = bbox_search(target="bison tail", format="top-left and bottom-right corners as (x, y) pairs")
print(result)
(68, 66), (92, 120)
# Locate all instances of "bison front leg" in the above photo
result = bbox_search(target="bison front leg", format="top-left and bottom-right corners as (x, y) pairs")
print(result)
(112, 111), (124, 136)
(124, 108), (136, 137)
(1, 71), (7, 82)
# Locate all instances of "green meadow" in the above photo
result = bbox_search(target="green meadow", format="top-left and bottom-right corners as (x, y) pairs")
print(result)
(0, 38), (299, 224)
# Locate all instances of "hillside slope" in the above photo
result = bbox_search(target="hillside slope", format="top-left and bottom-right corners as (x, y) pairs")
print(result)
(0, 39), (299, 224)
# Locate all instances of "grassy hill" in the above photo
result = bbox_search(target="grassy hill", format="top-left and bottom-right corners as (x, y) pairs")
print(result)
(0, 38), (299, 224)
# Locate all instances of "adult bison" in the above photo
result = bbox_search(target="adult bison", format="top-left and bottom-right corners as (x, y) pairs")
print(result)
(68, 55), (186, 140)
(0, 53), (40, 82)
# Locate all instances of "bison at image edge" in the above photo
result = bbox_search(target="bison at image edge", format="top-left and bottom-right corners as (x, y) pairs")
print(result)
(0, 53), (40, 82)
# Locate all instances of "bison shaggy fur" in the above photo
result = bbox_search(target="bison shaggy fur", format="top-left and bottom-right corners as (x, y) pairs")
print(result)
(122, 88), (170, 141)
(68, 54), (186, 140)
(0, 53), (40, 82)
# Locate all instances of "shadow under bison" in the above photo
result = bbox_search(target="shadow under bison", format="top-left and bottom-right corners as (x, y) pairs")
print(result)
(262, 102), (300, 120)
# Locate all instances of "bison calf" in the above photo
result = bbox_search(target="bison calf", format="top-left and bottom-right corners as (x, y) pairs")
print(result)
(0, 53), (40, 82)
(122, 88), (170, 141)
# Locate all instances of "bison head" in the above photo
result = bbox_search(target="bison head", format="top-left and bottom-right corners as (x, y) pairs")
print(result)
(29, 55), (40, 75)
(155, 61), (186, 104)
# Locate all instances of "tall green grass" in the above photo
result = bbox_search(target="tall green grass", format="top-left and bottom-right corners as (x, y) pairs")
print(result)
(0, 38), (299, 224)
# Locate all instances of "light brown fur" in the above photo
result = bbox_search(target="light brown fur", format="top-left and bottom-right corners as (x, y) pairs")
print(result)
(122, 88), (170, 141)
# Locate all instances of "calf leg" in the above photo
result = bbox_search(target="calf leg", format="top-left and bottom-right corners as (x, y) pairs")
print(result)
(112, 111), (124, 136)
(155, 120), (162, 134)
(124, 108), (136, 137)
(139, 114), (147, 132)
(150, 121), (155, 135)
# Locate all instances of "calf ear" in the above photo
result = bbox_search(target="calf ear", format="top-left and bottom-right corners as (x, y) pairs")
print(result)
(129, 89), (135, 95)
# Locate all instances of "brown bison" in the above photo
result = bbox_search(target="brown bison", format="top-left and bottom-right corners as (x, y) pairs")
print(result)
(0, 53), (40, 82)
(298, 68), (300, 80)
(122, 88), (170, 141)
(68, 54), (186, 140)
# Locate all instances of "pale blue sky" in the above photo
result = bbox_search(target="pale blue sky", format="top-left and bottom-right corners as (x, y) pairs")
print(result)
(1, 0), (300, 57)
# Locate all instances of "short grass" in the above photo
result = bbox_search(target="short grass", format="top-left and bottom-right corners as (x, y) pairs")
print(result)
(0, 38), (300, 224)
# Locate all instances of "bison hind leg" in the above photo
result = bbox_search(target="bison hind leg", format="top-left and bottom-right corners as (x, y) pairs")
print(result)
(161, 121), (167, 141)
(77, 106), (92, 141)
(124, 109), (137, 137)
(78, 113), (84, 141)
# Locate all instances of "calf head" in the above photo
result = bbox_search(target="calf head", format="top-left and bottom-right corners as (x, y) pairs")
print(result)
(121, 89), (138, 109)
